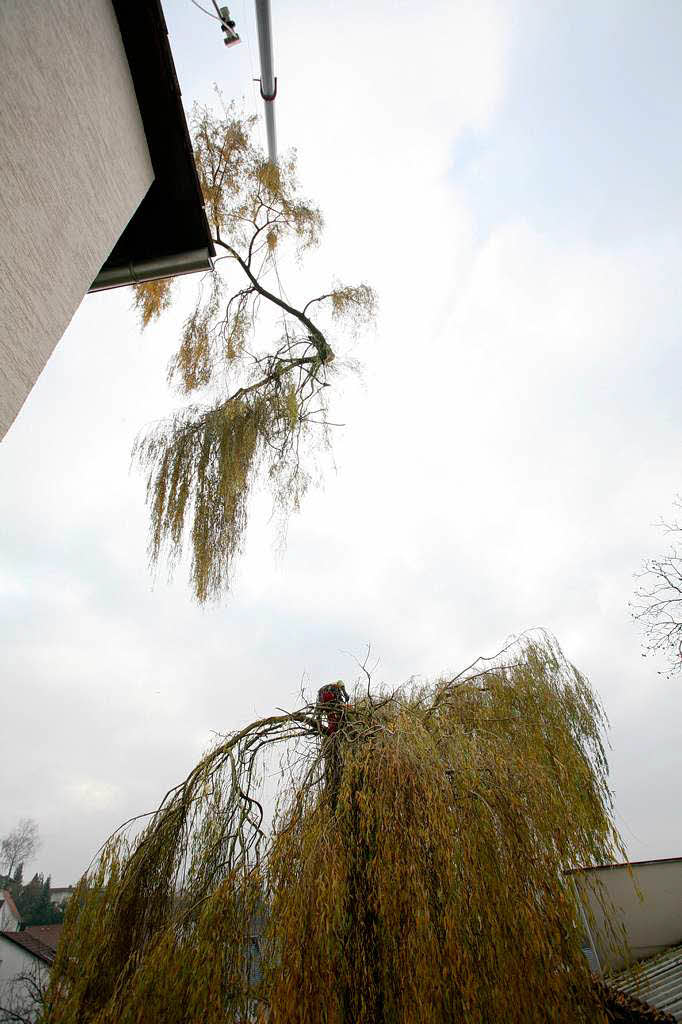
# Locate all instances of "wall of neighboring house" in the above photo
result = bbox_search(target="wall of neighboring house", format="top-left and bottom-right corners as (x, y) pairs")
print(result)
(49, 890), (73, 908)
(0, 0), (154, 440)
(0, 938), (48, 1023)
(575, 858), (682, 971)
(0, 894), (21, 932)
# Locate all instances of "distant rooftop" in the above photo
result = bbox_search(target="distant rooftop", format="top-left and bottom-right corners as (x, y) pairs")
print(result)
(567, 856), (682, 875)
(0, 924), (62, 965)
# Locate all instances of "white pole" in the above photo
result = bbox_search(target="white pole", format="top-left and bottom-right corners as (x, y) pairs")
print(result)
(254, 0), (277, 164)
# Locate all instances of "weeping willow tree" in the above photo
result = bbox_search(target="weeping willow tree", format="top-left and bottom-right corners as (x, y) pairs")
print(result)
(44, 634), (638, 1024)
(133, 104), (376, 602)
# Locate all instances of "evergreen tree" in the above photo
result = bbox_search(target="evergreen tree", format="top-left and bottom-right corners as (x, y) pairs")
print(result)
(15, 872), (41, 922)
(15, 872), (64, 926)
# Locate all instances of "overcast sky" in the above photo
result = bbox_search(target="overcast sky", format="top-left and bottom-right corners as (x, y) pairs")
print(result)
(2, 0), (682, 886)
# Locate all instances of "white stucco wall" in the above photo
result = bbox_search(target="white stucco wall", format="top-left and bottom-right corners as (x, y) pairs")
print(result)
(49, 890), (73, 908)
(0, 0), (154, 440)
(0, 936), (44, 986)
(576, 858), (682, 971)
(0, 937), (48, 1023)
(0, 895), (21, 933)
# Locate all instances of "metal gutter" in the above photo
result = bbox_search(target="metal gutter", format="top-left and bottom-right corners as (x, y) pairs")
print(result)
(254, 0), (277, 163)
(90, 0), (215, 294)
(89, 248), (213, 292)
(567, 856), (682, 875)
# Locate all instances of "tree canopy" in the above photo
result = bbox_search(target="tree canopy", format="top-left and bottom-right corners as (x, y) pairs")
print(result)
(45, 634), (628, 1024)
(14, 873), (65, 927)
(133, 104), (376, 602)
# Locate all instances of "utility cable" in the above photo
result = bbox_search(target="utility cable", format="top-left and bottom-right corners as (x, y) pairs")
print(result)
(190, 0), (220, 19)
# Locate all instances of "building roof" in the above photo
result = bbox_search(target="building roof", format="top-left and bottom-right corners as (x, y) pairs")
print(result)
(610, 945), (682, 1022)
(567, 857), (682, 876)
(0, 924), (63, 966)
(594, 977), (677, 1022)
(90, 0), (214, 291)
(23, 925), (63, 954)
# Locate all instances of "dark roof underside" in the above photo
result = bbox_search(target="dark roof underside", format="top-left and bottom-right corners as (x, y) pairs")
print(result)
(95, 0), (214, 279)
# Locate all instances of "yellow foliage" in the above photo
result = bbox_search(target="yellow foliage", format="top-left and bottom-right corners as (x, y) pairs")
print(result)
(132, 278), (174, 328)
(167, 275), (224, 393)
(330, 283), (377, 324)
(285, 387), (298, 429)
(256, 160), (282, 195)
(134, 390), (306, 603)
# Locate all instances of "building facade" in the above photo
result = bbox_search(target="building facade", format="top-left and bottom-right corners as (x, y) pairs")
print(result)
(0, 0), (214, 440)
(571, 857), (682, 972)
(0, 891), (21, 933)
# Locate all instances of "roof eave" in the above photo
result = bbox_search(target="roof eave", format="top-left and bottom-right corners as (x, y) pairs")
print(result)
(88, 0), (214, 294)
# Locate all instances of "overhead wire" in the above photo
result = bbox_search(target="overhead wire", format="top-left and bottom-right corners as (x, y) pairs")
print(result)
(239, 0), (267, 151)
(189, 0), (290, 367)
(189, 0), (268, 154)
(189, 0), (220, 19)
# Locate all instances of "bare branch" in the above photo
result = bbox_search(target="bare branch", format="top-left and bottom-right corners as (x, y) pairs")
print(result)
(632, 497), (682, 676)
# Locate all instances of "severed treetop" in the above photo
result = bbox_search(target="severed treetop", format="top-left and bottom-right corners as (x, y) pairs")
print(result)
(132, 104), (376, 602)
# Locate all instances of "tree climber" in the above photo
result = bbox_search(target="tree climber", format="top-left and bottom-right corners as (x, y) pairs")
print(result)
(316, 680), (350, 736)
(316, 681), (350, 810)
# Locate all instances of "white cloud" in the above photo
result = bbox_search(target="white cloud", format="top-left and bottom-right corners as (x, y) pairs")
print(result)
(2, 0), (682, 885)
(64, 780), (122, 811)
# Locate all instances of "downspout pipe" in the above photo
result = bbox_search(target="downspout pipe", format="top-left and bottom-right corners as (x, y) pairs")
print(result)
(254, 0), (277, 164)
(88, 248), (213, 292)
(571, 876), (603, 975)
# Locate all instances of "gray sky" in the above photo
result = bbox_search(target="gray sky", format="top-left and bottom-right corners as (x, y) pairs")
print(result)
(2, 0), (682, 885)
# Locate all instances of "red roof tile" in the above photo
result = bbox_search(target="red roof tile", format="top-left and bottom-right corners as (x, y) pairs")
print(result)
(23, 924), (63, 954)
(0, 924), (63, 965)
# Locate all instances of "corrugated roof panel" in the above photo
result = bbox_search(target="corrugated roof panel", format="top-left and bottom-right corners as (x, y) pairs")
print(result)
(611, 945), (682, 1022)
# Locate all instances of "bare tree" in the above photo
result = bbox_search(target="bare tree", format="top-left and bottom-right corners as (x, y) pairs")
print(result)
(1, 820), (40, 878)
(632, 496), (682, 677)
(0, 962), (47, 1024)
(133, 103), (376, 603)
